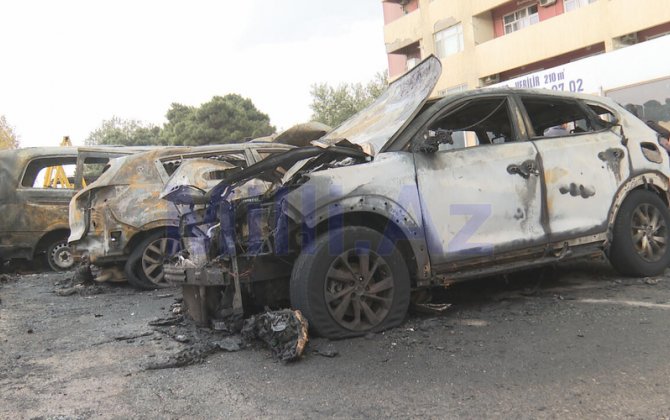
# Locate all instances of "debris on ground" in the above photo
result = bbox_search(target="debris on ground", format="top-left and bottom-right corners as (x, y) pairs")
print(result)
(114, 331), (154, 341)
(54, 263), (105, 296)
(144, 345), (220, 370)
(148, 315), (184, 327)
(54, 282), (105, 297)
(74, 262), (94, 283)
(92, 265), (125, 283)
(241, 309), (309, 362)
(311, 343), (339, 358)
(143, 308), (310, 369)
(212, 336), (243, 352)
(0, 274), (16, 284)
(171, 299), (184, 315)
(410, 302), (452, 315)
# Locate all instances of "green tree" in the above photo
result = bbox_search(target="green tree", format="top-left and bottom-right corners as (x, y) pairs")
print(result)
(0, 115), (20, 150)
(161, 94), (275, 146)
(85, 116), (161, 146)
(309, 71), (388, 127)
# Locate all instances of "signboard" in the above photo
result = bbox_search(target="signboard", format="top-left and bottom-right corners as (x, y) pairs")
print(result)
(490, 34), (670, 127)
(491, 34), (670, 96)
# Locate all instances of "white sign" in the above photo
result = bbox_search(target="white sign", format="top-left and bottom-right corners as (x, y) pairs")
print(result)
(491, 34), (670, 96)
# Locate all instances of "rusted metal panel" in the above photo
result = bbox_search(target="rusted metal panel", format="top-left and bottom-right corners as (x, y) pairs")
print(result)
(0, 148), (78, 260)
(69, 143), (292, 266)
(0, 147), (144, 262)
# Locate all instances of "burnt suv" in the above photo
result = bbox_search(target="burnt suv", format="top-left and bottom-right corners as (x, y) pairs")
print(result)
(68, 143), (293, 288)
(0, 146), (145, 271)
(163, 56), (670, 338)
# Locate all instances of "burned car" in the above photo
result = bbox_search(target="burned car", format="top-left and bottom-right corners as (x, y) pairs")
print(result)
(68, 143), (293, 288)
(164, 56), (670, 338)
(0, 146), (145, 271)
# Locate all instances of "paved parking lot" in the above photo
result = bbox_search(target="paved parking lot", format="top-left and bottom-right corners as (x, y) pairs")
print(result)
(2, 260), (670, 419)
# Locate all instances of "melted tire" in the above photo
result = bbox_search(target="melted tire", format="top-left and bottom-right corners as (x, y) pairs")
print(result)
(608, 190), (670, 277)
(290, 226), (410, 339)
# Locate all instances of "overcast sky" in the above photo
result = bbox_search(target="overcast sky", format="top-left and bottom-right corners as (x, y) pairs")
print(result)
(0, 0), (387, 147)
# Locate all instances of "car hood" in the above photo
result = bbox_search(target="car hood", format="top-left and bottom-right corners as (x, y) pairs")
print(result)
(313, 55), (442, 155)
(160, 158), (271, 205)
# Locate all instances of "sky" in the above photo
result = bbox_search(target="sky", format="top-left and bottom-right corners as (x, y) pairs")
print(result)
(0, 0), (388, 147)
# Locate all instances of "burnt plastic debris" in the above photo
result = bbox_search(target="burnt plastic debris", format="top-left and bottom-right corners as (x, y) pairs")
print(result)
(241, 309), (309, 362)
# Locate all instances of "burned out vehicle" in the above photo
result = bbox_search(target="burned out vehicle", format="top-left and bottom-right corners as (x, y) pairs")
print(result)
(0, 146), (144, 271)
(164, 56), (670, 338)
(68, 144), (293, 288)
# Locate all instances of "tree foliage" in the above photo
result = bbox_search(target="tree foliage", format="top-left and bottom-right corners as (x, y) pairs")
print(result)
(86, 94), (275, 147)
(0, 115), (20, 150)
(161, 94), (275, 146)
(309, 71), (388, 128)
(85, 116), (161, 146)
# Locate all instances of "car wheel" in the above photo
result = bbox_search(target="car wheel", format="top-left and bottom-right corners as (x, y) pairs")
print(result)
(608, 190), (670, 277)
(47, 240), (75, 272)
(125, 231), (180, 289)
(290, 226), (410, 338)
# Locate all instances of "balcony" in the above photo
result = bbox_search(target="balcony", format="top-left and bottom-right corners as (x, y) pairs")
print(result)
(474, 2), (605, 77)
(470, 0), (515, 16)
(384, 7), (422, 54)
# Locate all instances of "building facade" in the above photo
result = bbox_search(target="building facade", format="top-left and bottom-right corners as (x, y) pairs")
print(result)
(383, 0), (670, 95)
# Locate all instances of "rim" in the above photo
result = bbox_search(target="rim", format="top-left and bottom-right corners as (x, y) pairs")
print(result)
(141, 238), (180, 285)
(631, 203), (668, 262)
(324, 249), (394, 331)
(51, 243), (74, 270)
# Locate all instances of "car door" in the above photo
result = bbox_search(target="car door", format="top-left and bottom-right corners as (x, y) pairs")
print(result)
(13, 154), (78, 243)
(518, 95), (631, 241)
(413, 95), (547, 268)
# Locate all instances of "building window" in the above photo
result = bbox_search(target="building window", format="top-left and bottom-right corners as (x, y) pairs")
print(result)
(406, 57), (420, 71)
(564, 0), (596, 12)
(503, 4), (539, 34)
(434, 24), (464, 58)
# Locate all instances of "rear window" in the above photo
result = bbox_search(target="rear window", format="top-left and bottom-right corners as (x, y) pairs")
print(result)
(22, 157), (77, 189)
(521, 96), (606, 138)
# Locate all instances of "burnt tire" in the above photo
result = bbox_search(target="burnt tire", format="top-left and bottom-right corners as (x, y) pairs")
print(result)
(290, 226), (410, 339)
(608, 190), (670, 277)
(125, 230), (180, 290)
(46, 240), (75, 272)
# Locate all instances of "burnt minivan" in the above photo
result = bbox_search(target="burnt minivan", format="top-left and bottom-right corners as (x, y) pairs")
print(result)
(0, 146), (148, 271)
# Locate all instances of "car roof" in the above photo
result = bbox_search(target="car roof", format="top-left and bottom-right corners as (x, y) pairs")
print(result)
(436, 87), (615, 105)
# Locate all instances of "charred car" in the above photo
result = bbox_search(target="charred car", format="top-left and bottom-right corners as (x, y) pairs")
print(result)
(68, 143), (294, 288)
(163, 56), (670, 338)
(0, 146), (145, 271)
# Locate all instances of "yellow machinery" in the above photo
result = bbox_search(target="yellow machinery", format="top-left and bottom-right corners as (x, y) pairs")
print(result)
(42, 136), (77, 189)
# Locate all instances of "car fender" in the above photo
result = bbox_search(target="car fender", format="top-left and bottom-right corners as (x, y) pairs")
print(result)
(607, 171), (670, 241)
(282, 152), (432, 279)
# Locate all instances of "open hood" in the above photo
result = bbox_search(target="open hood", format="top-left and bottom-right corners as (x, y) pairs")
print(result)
(313, 55), (442, 155)
(161, 158), (272, 205)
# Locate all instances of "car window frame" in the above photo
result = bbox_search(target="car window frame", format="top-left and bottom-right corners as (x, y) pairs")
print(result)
(75, 150), (132, 188)
(515, 94), (612, 141)
(19, 154), (79, 190)
(405, 93), (528, 154)
(153, 149), (256, 184)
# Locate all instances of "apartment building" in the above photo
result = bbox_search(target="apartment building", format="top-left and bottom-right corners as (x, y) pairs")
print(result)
(383, 0), (670, 95)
